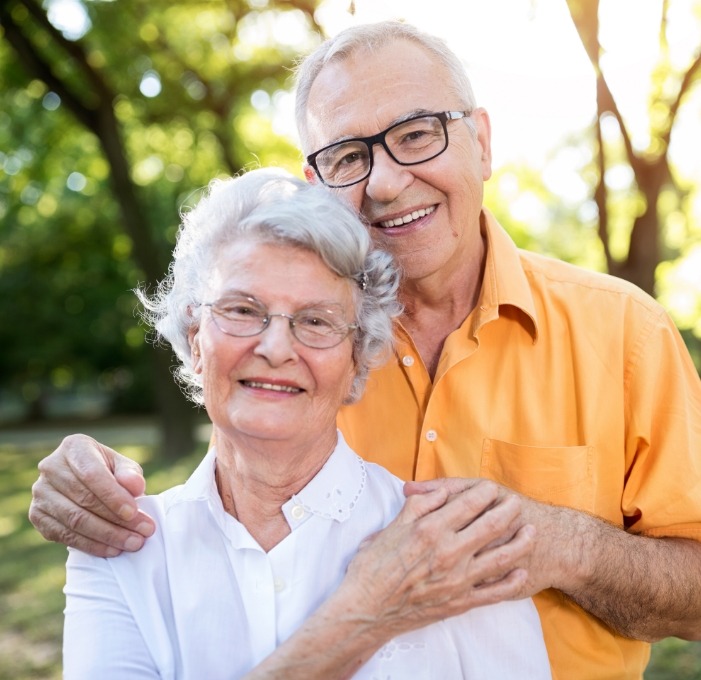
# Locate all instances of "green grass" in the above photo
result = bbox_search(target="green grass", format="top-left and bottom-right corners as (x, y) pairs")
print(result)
(0, 419), (206, 680)
(1, 419), (700, 679)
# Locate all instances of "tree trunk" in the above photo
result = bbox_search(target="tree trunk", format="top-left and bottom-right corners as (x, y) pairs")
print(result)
(150, 346), (197, 459)
(1, 0), (196, 457)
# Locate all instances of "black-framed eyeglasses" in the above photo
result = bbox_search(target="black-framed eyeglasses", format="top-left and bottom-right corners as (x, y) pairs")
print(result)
(306, 110), (472, 189)
(202, 295), (359, 349)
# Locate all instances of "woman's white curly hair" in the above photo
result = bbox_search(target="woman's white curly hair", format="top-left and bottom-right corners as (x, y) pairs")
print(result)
(136, 167), (401, 405)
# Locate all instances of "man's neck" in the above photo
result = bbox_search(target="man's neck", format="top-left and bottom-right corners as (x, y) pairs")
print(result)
(399, 232), (486, 379)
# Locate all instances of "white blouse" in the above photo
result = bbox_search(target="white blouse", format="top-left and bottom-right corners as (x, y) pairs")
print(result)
(63, 433), (551, 679)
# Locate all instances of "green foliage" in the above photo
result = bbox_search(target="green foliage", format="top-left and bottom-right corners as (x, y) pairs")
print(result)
(0, 419), (208, 679)
(1, 0), (698, 425)
(0, 0), (320, 422)
(563, 0), (701, 303)
(485, 160), (606, 273)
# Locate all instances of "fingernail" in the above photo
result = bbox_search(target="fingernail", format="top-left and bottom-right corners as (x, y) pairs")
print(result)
(104, 547), (121, 557)
(118, 504), (136, 521)
(124, 535), (144, 551)
(136, 521), (155, 537)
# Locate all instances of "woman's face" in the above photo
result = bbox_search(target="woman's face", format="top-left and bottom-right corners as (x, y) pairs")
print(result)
(190, 239), (358, 450)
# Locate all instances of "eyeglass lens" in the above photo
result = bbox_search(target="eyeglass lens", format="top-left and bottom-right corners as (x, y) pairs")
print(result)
(207, 296), (355, 349)
(313, 114), (448, 187)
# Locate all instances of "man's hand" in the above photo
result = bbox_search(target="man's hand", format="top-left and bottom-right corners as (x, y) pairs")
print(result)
(334, 480), (536, 637)
(29, 434), (156, 557)
(405, 478), (582, 599)
(407, 478), (701, 641)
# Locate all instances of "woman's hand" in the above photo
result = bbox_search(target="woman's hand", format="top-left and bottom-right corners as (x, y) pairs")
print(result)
(29, 434), (156, 556)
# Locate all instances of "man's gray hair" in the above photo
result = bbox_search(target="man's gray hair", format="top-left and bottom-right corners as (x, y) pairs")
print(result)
(294, 20), (477, 152)
(137, 168), (401, 405)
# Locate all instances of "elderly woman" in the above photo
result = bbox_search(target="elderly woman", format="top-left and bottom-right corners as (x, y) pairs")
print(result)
(62, 168), (550, 679)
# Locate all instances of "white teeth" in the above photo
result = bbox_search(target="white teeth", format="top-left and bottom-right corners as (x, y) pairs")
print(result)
(379, 205), (435, 228)
(244, 381), (301, 393)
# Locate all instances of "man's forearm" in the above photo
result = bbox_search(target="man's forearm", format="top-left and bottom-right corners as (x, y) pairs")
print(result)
(543, 504), (701, 642)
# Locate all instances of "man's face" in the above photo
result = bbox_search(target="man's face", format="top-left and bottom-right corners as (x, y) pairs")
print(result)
(303, 40), (492, 285)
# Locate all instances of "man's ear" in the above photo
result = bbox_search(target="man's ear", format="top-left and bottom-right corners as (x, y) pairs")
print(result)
(471, 107), (493, 181)
(303, 164), (318, 184)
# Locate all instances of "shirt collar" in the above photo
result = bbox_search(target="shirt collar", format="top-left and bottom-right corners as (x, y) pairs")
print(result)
(393, 209), (540, 348)
(471, 208), (539, 342)
(284, 432), (366, 526)
(164, 431), (366, 529)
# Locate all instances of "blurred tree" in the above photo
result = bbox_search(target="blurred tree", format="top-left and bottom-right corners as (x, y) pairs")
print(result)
(565, 0), (701, 296)
(486, 0), (701, 370)
(0, 0), (321, 457)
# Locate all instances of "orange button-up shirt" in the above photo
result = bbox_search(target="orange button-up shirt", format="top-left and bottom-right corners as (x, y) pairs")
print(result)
(338, 209), (701, 680)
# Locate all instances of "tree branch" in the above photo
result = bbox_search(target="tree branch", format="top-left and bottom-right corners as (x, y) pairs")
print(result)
(663, 50), (701, 148)
(567, 0), (645, 178)
(0, 2), (98, 130)
(18, 0), (114, 101)
(594, 111), (613, 271)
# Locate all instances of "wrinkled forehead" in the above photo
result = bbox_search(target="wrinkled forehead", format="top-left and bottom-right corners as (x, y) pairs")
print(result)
(303, 41), (453, 154)
(204, 239), (354, 309)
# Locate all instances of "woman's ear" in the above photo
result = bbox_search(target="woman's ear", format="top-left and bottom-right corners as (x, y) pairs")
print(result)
(188, 326), (203, 374)
(341, 355), (358, 405)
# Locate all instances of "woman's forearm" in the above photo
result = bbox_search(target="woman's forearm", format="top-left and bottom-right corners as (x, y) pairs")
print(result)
(245, 594), (382, 680)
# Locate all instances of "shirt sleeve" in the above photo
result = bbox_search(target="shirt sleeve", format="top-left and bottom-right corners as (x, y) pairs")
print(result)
(63, 548), (163, 680)
(623, 305), (701, 538)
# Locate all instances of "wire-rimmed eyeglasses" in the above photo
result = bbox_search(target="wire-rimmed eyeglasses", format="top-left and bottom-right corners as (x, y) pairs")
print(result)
(202, 295), (359, 349)
(306, 110), (472, 189)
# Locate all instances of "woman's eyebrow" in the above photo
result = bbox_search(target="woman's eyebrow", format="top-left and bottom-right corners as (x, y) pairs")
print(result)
(214, 291), (345, 310)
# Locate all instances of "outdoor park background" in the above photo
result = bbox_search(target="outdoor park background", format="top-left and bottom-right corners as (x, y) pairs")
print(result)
(1, 0), (700, 677)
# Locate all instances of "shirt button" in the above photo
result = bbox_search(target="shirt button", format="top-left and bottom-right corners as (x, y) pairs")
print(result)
(402, 355), (414, 367)
(274, 578), (286, 593)
(291, 504), (305, 520)
(425, 429), (437, 442)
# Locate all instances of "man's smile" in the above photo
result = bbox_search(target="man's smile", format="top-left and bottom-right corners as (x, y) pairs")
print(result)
(377, 205), (436, 229)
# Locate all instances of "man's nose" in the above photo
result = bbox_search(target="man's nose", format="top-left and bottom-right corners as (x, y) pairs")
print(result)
(365, 145), (413, 203)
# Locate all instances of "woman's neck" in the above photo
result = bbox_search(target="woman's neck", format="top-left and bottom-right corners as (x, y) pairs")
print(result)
(213, 429), (338, 552)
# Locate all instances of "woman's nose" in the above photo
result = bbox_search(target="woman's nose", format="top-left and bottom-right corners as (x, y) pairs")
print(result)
(252, 315), (299, 365)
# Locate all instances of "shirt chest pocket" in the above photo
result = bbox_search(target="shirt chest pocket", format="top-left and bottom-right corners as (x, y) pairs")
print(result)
(480, 439), (594, 512)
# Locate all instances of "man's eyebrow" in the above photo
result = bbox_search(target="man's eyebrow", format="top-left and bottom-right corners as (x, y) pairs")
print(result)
(326, 108), (436, 146)
(392, 108), (434, 125)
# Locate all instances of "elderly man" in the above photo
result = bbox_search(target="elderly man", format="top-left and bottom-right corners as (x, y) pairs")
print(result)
(30, 21), (701, 679)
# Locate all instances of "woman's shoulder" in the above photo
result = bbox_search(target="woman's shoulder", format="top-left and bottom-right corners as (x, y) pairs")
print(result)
(360, 459), (406, 513)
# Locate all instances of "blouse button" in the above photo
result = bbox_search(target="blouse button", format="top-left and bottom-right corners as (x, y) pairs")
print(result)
(402, 355), (414, 367)
(274, 578), (286, 593)
(291, 504), (305, 520)
(425, 429), (437, 442)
